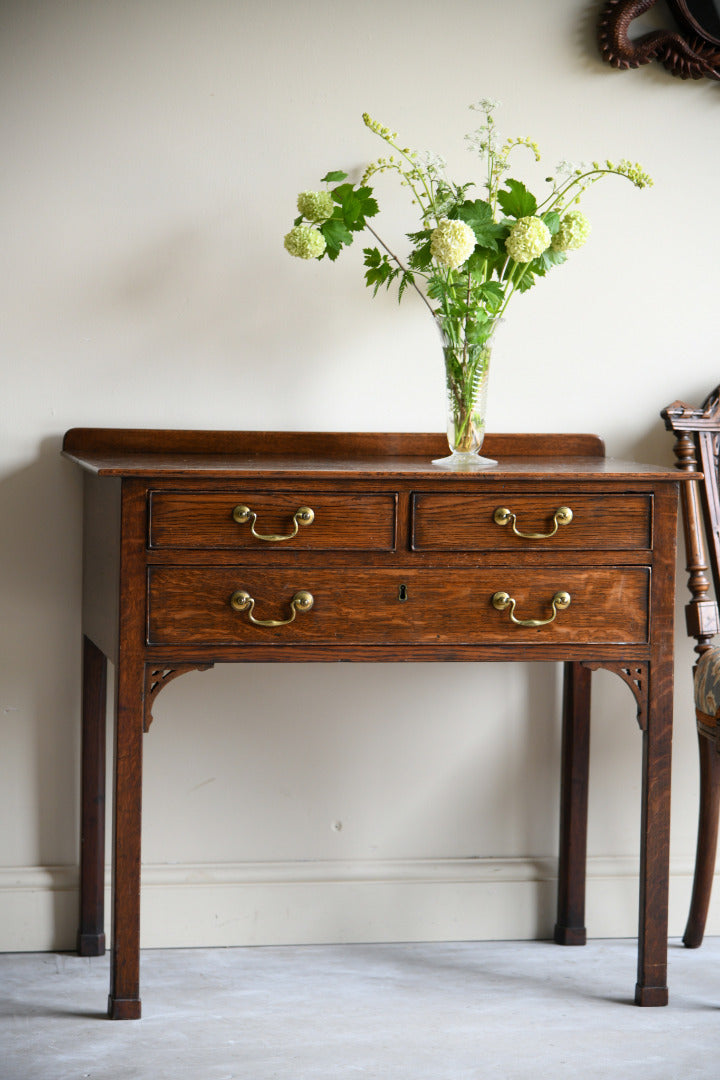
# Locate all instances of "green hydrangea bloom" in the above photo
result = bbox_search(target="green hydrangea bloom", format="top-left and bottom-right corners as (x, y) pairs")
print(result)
(430, 218), (476, 269)
(505, 216), (551, 263)
(296, 190), (335, 223)
(552, 210), (591, 252)
(284, 225), (327, 259)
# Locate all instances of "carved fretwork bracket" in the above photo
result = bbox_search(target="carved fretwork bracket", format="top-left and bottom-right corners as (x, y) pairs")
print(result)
(144, 663), (214, 731)
(582, 660), (649, 731)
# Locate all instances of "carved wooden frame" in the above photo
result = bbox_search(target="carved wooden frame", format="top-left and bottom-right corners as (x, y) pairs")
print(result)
(598, 1), (720, 80)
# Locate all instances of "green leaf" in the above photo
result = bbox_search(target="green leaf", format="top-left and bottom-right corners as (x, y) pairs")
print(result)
(426, 276), (448, 303)
(357, 187), (380, 222)
(477, 281), (505, 312)
(497, 179), (537, 219)
(397, 271), (415, 303)
(363, 247), (397, 295)
(330, 182), (355, 206)
(467, 247), (508, 282)
(407, 227), (432, 244)
(320, 217), (354, 261)
(321, 170), (347, 183)
(457, 200), (505, 250)
(332, 183), (379, 230)
(457, 199), (492, 225)
(465, 315), (492, 345)
(540, 246), (567, 270)
(542, 211), (560, 235)
(513, 265), (537, 292)
(408, 232), (433, 271)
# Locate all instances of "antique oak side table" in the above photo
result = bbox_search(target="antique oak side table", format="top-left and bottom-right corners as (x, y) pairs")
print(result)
(62, 428), (684, 1019)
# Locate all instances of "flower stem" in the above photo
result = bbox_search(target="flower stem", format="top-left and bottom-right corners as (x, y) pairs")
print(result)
(462, 273), (471, 366)
(537, 167), (624, 215)
(363, 222), (437, 318)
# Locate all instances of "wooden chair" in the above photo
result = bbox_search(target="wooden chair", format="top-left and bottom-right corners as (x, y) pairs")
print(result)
(663, 387), (720, 947)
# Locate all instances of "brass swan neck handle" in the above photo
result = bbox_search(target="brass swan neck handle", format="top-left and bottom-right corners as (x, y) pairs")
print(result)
(492, 590), (571, 628)
(493, 505), (573, 540)
(230, 589), (314, 627)
(232, 504), (315, 542)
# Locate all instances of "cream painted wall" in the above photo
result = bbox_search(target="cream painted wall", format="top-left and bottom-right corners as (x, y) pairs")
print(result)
(1, 0), (718, 950)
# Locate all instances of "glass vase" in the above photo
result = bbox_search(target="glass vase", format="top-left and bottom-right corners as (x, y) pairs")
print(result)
(432, 332), (497, 470)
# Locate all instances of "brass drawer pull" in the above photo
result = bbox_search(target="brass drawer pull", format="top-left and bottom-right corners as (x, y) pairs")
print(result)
(492, 590), (571, 628)
(232, 504), (315, 542)
(229, 589), (314, 627)
(493, 505), (573, 539)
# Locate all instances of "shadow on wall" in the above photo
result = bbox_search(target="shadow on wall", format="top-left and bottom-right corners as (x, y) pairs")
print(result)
(140, 657), (567, 935)
(615, 376), (720, 472)
(0, 423), (680, 949)
(0, 436), (83, 938)
(0, 433), (569, 949)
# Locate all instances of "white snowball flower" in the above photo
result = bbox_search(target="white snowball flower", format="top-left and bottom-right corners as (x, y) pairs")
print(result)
(430, 218), (476, 269)
(284, 225), (327, 259)
(296, 190), (335, 223)
(551, 210), (591, 252)
(505, 216), (551, 263)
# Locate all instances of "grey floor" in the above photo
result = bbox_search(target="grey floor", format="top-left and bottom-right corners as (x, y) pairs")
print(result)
(1, 938), (719, 1079)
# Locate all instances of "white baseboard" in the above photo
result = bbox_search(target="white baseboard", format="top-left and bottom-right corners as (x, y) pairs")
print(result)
(0, 856), (713, 952)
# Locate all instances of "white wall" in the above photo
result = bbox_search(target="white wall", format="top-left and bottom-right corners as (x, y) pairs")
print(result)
(1, 0), (717, 950)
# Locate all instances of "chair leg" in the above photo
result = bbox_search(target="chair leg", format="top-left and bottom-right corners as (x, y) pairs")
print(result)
(683, 731), (720, 948)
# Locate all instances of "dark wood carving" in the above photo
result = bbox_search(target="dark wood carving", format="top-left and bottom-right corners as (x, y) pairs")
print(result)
(662, 388), (720, 660)
(144, 663), (214, 732)
(598, 1), (720, 80)
(662, 387), (720, 949)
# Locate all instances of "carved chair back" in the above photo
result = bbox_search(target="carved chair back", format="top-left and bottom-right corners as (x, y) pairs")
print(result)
(662, 385), (720, 948)
(662, 387), (720, 662)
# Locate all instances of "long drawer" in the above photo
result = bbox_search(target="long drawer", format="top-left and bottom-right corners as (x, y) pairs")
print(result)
(411, 493), (652, 551)
(148, 490), (397, 550)
(147, 566), (650, 646)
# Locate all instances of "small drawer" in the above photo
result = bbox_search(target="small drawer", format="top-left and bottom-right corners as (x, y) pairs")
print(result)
(411, 493), (652, 551)
(147, 566), (649, 647)
(148, 490), (397, 551)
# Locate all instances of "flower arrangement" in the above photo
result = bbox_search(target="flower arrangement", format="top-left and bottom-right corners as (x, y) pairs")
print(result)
(284, 100), (652, 464)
